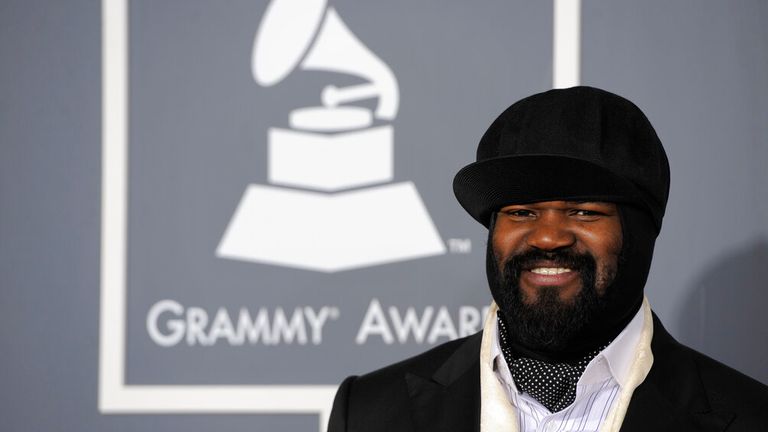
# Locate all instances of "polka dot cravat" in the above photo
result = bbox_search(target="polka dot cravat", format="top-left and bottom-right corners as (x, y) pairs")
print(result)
(497, 315), (608, 413)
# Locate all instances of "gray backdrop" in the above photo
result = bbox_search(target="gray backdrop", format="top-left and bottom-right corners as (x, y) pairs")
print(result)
(1, 0), (766, 431)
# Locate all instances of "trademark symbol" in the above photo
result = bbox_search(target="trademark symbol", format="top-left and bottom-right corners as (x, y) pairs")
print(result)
(447, 238), (472, 254)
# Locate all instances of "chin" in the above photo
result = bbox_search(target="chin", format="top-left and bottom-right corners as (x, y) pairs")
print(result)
(522, 284), (582, 306)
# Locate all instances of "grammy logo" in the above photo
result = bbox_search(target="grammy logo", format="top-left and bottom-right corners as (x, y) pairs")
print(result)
(216, 0), (446, 272)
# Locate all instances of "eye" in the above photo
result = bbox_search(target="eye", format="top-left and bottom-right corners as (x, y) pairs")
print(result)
(503, 209), (536, 219)
(574, 209), (599, 216)
(571, 209), (604, 220)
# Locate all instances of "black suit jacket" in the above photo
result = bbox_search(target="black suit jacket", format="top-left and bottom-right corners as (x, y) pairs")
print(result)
(328, 315), (768, 431)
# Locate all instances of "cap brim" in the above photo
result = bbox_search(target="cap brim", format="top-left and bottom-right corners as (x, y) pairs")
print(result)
(452, 154), (645, 228)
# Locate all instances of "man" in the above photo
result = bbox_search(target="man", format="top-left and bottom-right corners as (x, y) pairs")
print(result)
(328, 87), (768, 431)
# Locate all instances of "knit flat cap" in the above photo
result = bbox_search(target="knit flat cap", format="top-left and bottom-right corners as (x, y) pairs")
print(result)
(452, 86), (670, 232)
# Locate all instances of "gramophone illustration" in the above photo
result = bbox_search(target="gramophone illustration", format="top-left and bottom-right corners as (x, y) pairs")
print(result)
(216, 0), (446, 272)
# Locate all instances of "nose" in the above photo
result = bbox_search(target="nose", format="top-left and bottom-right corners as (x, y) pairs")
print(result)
(526, 214), (576, 251)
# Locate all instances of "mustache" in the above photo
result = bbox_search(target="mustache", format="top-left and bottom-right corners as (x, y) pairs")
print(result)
(502, 249), (597, 280)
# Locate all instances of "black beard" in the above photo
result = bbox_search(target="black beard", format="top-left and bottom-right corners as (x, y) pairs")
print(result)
(489, 247), (610, 353)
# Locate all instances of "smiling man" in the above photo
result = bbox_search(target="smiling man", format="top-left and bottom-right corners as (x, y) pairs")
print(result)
(489, 200), (622, 357)
(328, 87), (768, 432)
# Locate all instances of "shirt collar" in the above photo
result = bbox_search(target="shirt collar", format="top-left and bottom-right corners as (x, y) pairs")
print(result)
(584, 302), (646, 388)
(489, 313), (519, 393)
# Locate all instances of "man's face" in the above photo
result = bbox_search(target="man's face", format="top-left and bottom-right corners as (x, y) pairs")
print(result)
(493, 200), (622, 303)
(489, 200), (623, 350)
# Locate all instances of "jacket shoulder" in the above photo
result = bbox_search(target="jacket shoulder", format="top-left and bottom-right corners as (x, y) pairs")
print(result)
(328, 333), (482, 432)
(685, 345), (768, 428)
(355, 332), (482, 388)
(649, 315), (768, 429)
(687, 346), (768, 402)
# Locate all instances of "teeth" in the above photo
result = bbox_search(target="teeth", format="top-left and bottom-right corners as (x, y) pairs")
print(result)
(530, 267), (572, 275)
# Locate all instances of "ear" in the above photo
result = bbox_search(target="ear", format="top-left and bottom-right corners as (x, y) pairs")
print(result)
(488, 211), (498, 236)
(486, 211), (501, 276)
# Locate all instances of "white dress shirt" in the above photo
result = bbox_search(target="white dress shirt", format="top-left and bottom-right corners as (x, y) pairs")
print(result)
(488, 304), (646, 432)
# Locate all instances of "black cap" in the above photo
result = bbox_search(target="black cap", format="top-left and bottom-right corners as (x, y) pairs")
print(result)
(453, 86), (670, 233)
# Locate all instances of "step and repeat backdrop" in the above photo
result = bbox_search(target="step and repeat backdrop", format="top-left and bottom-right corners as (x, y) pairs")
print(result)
(1, 1), (766, 431)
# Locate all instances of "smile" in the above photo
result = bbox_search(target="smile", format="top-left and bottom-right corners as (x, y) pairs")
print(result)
(522, 266), (580, 288)
(530, 267), (573, 275)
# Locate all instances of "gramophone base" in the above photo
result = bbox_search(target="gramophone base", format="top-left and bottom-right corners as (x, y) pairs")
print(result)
(268, 125), (393, 192)
(216, 181), (446, 272)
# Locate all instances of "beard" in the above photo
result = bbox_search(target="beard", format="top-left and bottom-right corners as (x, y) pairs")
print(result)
(489, 247), (614, 353)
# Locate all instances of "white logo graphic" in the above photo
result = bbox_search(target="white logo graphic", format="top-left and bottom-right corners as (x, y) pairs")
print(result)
(216, 0), (446, 272)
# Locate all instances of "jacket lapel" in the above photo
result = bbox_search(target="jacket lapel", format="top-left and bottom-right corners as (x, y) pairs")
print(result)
(619, 315), (734, 432)
(406, 333), (482, 432)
